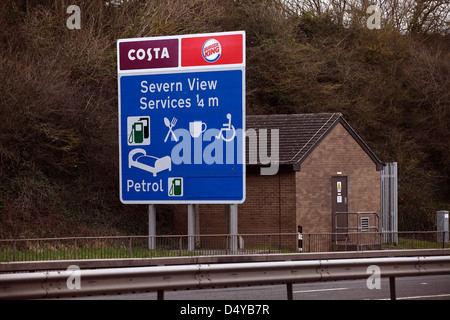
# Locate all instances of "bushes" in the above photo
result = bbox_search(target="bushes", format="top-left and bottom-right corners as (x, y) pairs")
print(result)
(0, 0), (448, 237)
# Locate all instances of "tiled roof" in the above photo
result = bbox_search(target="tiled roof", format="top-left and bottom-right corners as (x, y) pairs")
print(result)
(246, 113), (382, 169)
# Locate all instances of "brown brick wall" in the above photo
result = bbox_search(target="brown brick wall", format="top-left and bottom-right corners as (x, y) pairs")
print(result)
(238, 172), (296, 234)
(296, 123), (381, 234)
(169, 204), (187, 235)
(171, 172), (296, 235)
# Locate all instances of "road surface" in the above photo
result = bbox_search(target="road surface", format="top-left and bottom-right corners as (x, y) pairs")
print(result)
(66, 274), (450, 300)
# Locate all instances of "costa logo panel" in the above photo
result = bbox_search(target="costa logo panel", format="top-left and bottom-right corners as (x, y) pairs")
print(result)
(119, 38), (178, 71)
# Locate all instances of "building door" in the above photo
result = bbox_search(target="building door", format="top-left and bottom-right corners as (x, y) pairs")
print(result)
(331, 176), (348, 239)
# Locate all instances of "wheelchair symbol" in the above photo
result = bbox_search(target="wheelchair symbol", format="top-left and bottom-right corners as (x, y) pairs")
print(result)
(215, 113), (236, 142)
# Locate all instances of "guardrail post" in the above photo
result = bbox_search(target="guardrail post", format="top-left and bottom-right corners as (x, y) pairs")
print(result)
(389, 277), (396, 300)
(157, 290), (164, 300)
(286, 283), (293, 300)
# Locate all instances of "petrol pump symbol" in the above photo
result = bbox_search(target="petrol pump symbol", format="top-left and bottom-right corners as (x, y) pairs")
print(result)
(168, 177), (183, 196)
(128, 116), (150, 145)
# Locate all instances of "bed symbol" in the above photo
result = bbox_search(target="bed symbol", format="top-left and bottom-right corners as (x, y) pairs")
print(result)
(128, 148), (171, 177)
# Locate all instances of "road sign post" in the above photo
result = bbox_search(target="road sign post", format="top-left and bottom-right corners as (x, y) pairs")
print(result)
(118, 32), (245, 205)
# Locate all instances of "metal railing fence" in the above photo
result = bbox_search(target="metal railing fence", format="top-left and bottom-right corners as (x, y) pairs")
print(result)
(303, 231), (450, 252)
(0, 231), (449, 262)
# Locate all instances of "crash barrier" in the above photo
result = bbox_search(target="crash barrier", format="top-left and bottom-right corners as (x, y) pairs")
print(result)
(1, 255), (450, 300)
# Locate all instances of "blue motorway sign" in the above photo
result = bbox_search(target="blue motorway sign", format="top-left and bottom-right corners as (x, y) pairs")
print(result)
(118, 69), (245, 203)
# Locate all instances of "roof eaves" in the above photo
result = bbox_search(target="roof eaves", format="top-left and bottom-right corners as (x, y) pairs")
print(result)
(337, 117), (385, 170)
(286, 113), (342, 165)
(292, 115), (384, 171)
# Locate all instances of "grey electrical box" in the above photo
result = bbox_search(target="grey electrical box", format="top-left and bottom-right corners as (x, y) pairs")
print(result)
(436, 210), (449, 243)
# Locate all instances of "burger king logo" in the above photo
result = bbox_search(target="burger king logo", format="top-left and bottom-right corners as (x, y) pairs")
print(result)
(202, 39), (222, 63)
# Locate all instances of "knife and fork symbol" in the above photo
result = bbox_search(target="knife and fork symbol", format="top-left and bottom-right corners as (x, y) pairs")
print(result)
(164, 117), (178, 142)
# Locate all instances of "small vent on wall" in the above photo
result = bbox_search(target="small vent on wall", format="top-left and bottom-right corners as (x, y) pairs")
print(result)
(360, 217), (370, 232)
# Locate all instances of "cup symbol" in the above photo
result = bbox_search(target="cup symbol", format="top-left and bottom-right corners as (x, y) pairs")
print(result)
(189, 121), (207, 138)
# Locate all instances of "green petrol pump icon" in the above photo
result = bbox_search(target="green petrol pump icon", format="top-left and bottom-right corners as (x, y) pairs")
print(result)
(168, 177), (183, 197)
(131, 122), (144, 143)
(127, 116), (150, 145)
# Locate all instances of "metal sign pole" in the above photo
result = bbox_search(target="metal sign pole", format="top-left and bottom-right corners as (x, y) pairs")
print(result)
(230, 204), (238, 253)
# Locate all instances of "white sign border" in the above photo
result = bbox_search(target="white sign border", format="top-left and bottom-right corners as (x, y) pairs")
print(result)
(117, 31), (246, 204)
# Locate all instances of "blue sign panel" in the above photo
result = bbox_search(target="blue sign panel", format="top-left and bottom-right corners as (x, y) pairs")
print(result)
(119, 70), (245, 203)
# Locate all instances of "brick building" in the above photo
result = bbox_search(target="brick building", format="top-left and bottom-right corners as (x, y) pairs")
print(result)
(171, 113), (383, 248)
